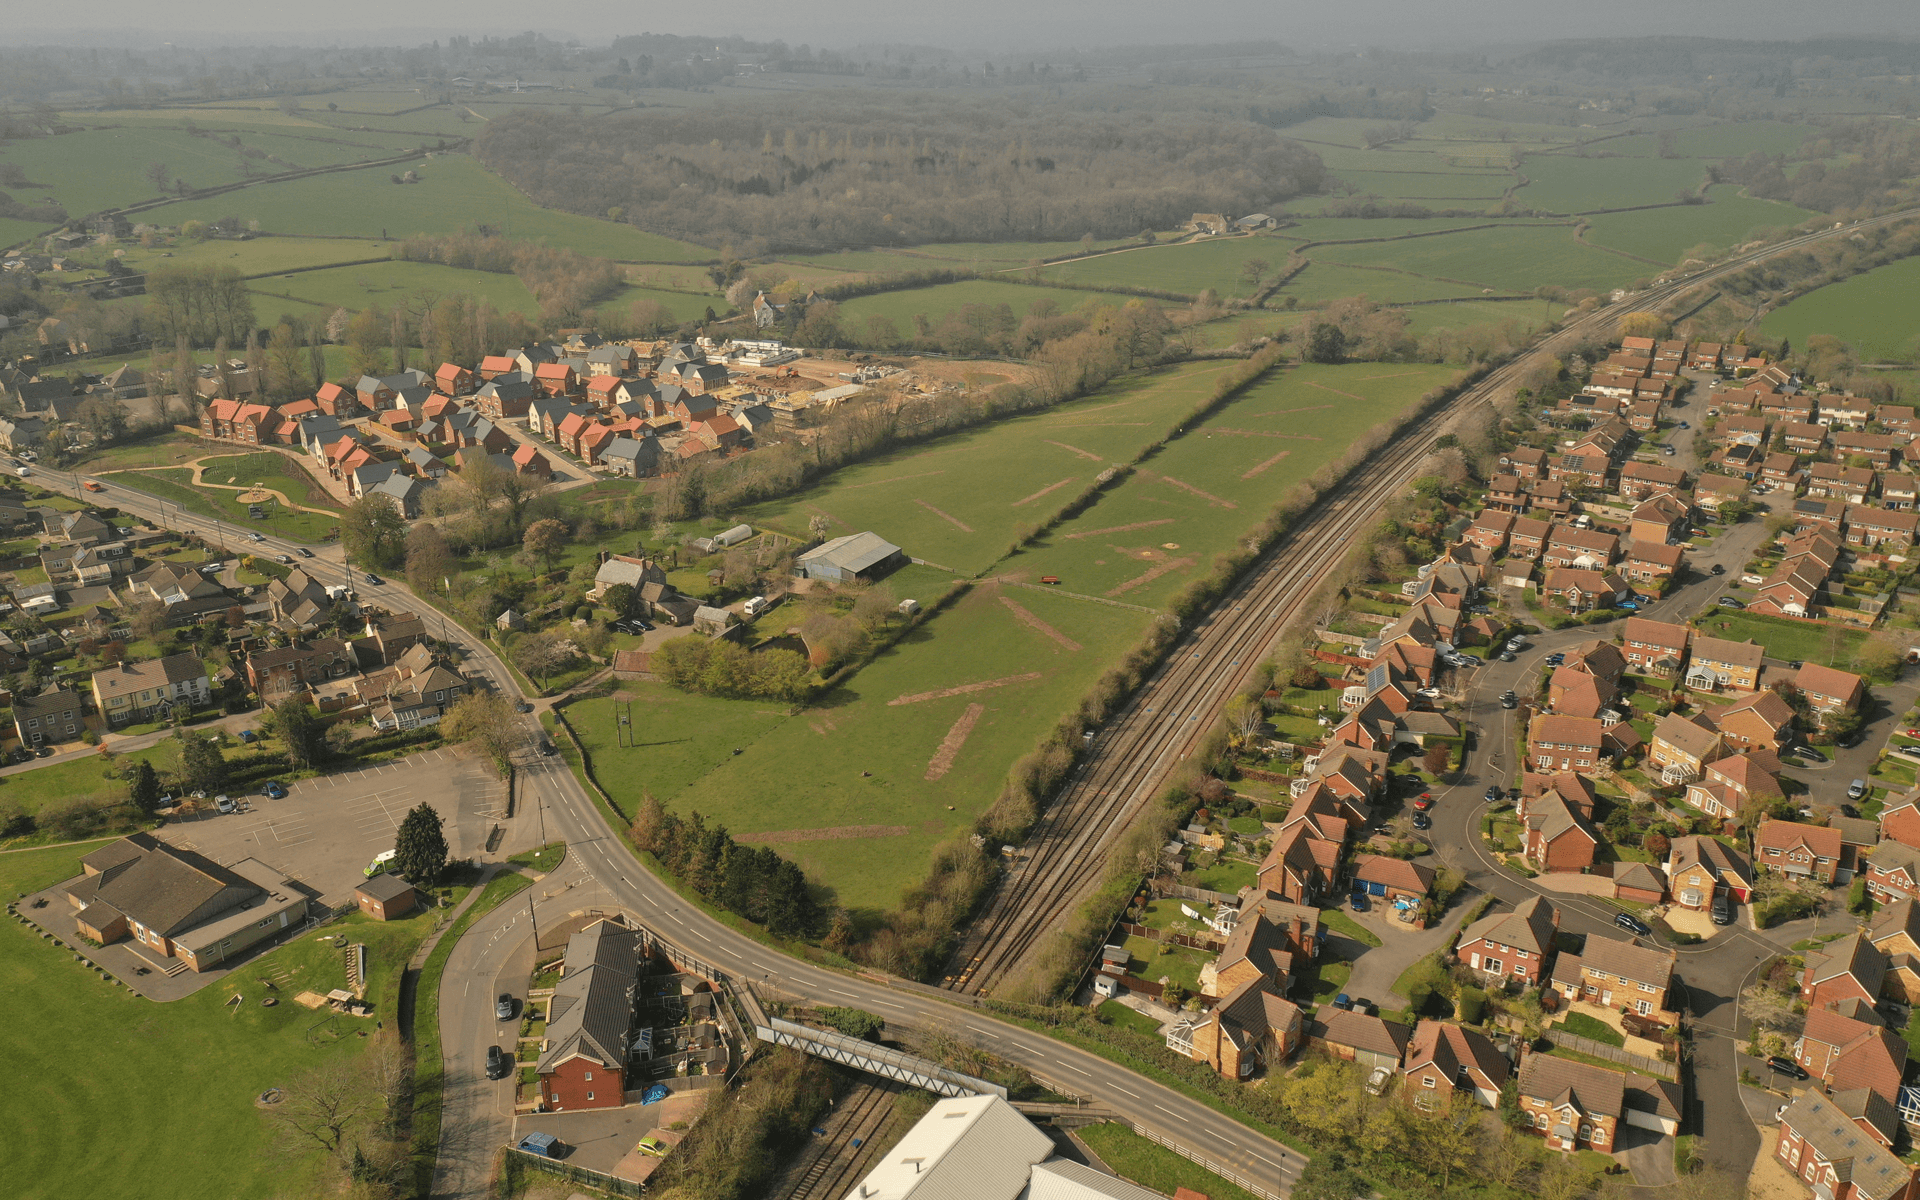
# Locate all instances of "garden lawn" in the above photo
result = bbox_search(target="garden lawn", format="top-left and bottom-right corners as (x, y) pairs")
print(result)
(836, 279), (1155, 329)
(1692, 610), (1869, 669)
(1188, 858), (1257, 893)
(600, 581), (1152, 914)
(1761, 255), (1920, 362)
(1010, 362), (1460, 607)
(1319, 907), (1384, 949)
(1123, 934), (1211, 995)
(1557, 1011), (1627, 1047)
(1039, 234), (1303, 299)
(1584, 187), (1821, 264)
(739, 359), (1244, 575)
(137, 153), (713, 260)
(1076, 1122), (1262, 1200)
(100, 467), (341, 544)
(0, 842), (444, 1200)
(197, 451), (338, 509)
(1312, 224), (1644, 294)
(1096, 1000), (1165, 1037)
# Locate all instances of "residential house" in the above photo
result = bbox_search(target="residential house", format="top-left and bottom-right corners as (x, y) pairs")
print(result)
(1549, 935), (1678, 1023)
(1801, 934), (1887, 1010)
(1773, 1091), (1920, 1200)
(1543, 527), (1620, 570)
(535, 920), (643, 1111)
(1541, 567), (1629, 613)
(1548, 664), (1617, 720)
(1864, 842), (1920, 906)
(1721, 415), (1770, 446)
(1869, 901), (1920, 1003)
(1808, 464), (1877, 503)
(62, 834), (306, 973)
(1837, 817), (1882, 881)
(90, 653), (211, 728)
(1499, 446), (1550, 479)
(1401, 1021), (1510, 1110)
(1624, 541), (1684, 583)
(1617, 460), (1687, 501)
(1508, 517), (1552, 561)
(1649, 713), (1724, 785)
(1528, 717), (1609, 774)
(1782, 421), (1828, 453)
(1684, 750), (1787, 822)
(1197, 893), (1319, 999)
(13, 685), (83, 747)
(1314, 1010), (1413, 1073)
(1752, 560), (1829, 617)
(1517, 771), (1602, 873)
(244, 638), (358, 700)
(1794, 1005), (1906, 1106)
(1879, 474), (1920, 511)
(1629, 494), (1692, 546)
(1183, 976), (1302, 1080)
(600, 436), (662, 478)
(1795, 663), (1866, 721)
(474, 377), (534, 419)
(1759, 820), (1845, 885)
(1351, 856), (1434, 905)
(1693, 473), (1750, 510)
(1667, 836), (1754, 910)
(1846, 505), (1920, 550)
(1456, 897), (1559, 986)
(1834, 432), (1900, 470)
(1882, 794), (1920, 853)
(1687, 636), (1765, 693)
(1515, 1054), (1625, 1154)
(1761, 452), (1801, 485)
(1619, 617), (1690, 678)
(531, 361), (578, 398)
(433, 362), (474, 396)
(1716, 689), (1797, 753)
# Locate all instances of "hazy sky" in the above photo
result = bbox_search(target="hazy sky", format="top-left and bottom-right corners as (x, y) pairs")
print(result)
(12, 0), (1920, 51)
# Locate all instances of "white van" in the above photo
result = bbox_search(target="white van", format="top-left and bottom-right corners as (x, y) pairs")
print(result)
(743, 595), (769, 618)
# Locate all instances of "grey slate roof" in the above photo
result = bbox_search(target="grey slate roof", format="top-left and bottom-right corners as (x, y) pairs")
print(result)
(798, 531), (903, 575)
(63, 832), (261, 937)
(535, 920), (642, 1076)
(1779, 1091), (1914, 1200)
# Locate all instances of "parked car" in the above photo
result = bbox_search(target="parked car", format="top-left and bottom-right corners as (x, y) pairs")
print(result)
(1710, 563), (1725, 575)
(1411, 812), (1432, 830)
(363, 572), (384, 585)
(515, 701), (534, 714)
(1544, 653), (1566, 666)
(1412, 794), (1434, 811)
(1616, 600), (1639, 611)
(215, 795), (237, 814)
(1501, 691), (1517, 709)
(1349, 892), (1367, 912)
(1711, 892), (1734, 926)
(1717, 597), (1744, 609)
(34, 745), (52, 758)
(1364, 1065), (1393, 1096)
(1484, 786), (1503, 803)
(1838, 731), (1865, 749)
(516, 1133), (562, 1158)
(486, 1045), (509, 1080)
(1663, 445), (1676, 456)
(248, 532), (265, 542)
(1794, 745), (1828, 763)
(1678, 421), (1690, 429)
(1499, 651), (1516, 662)
(237, 730), (257, 743)
(296, 547), (314, 557)
(1767, 1055), (1810, 1081)
(1849, 779), (1870, 800)
(636, 1136), (670, 1159)
(496, 994), (516, 1020)
(1614, 912), (1652, 936)
(262, 781), (287, 799)
(364, 849), (397, 878)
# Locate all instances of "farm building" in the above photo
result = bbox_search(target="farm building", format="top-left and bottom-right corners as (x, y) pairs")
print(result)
(796, 531), (907, 583)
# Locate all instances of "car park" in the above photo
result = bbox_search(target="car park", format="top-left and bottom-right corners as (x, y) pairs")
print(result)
(496, 994), (516, 1020)
(215, 795), (237, 814)
(1614, 912), (1652, 936)
(486, 1045), (509, 1080)
(1411, 811), (1431, 830)
(1767, 1055), (1810, 1081)
(262, 781), (287, 799)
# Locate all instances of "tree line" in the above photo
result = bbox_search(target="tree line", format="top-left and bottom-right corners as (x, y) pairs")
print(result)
(630, 797), (821, 937)
(475, 94), (1325, 254)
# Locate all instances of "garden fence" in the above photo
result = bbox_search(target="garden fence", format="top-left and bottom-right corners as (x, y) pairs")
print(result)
(504, 1147), (643, 1197)
(1547, 1032), (1676, 1080)
(1157, 882), (1239, 906)
(1128, 1122), (1285, 1200)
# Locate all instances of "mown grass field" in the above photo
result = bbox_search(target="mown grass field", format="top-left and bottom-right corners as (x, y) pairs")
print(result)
(1312, 224), (1644, 293)
(1692, 610), (1868, 667)
(1604, 121), (1815, 160)
(1040, 235), (1298, 298)
(0, 216), (57, 249)
(1760, 255), (1920, 361)
(198, 452), (337, 508)
(784, 236), (1148, 276)
(1514, 154), (1708, 213)
(1584, 187), (1821, 264)
(1009, 362), (1460, 607)
(254, 258), (542, 316)
(836, 279), (1158, 329)
(1399, 297), (1565, 339)
(0, 841), (444, 1200)
(617, 580), (1152, 913)
(1325, 168), (1512, 202)
(108, 236), (391, 279)
(739, 360), (1243, 574)
(138, 154), (712, 261)
(1281, 216), (1503, 243)
(1274, 261), (1494, 306)
(101, 466), (340, 544)
(0, 743), (175, 820)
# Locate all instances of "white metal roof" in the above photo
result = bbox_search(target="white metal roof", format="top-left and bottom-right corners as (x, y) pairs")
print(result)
(840, 1095), (1051, 1200)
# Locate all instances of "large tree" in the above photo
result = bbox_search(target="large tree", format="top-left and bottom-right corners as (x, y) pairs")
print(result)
(266, 697), (326, 769)
(404, 521), (456, 595)
(178, 732), (228, 793)
(392, 803), (448, 886)
(521, 517), (570, 572)
(127, 760), (164, 815)
(438, 691), (520, 778)
(340, 495), (409, 570)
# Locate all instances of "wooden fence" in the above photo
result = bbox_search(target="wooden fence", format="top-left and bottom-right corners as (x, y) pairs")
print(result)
(1546, 1031), (1677, 1080)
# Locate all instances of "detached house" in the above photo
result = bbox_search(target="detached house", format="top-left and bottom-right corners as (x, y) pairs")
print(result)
(1619, 617), (1689, 678)
(1649, 712), (1722, 785)
(1402, 1021), (1510, 1110)
(1183, 977), (1302, 1080)
(1687, 635), (1765, 693)
(1794, 1006), (1907, 1105)
(1456, 897), (1559, 986)
(1795, 663), (1866, 721)
(1666, 836), (1753, 910)
(1549, 935), (1679, 1024)
(90, 653), (212, 728)
(1759, 820), (1845, 884)
(1517, 771), (1602, 874)
(1801, 934), (1887, 1010)
(1716, 688), (1797, 753)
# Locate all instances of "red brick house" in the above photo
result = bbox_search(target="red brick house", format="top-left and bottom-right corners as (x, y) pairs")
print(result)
(1462, 512), (1514, 551)
(1794, 663), (1866, 722)
(1617, 460), (1687, 501)
(1846, 505), (1920, 550)
(478, 354), (516, 381)
(1457, 897), (1558, 985)
(1517, 771), (1602, 873)
(1624, 541), (1683, 582)
(1864, 841), (1920, 905)
(1549, 936), (1678, 1024)
(1402, 1021), (1510, 1110)
(1619, 616), (1689, 677)
(1351, 855), (1434, 904)
(1759, 820), (1845, 884)
(1880, 796), (1920, 852)
(1715, 689), (1796, 753)
(1795, 1006), (1906, 1103)
(1774, 1091), (1920, 1200)
(434, 362), (473, 396)
(533, 361), (578, 398)
(1516, 1054), (1624, 1154)
(535, 920), (642, 1111)
(1800, 933), (1887, 1010)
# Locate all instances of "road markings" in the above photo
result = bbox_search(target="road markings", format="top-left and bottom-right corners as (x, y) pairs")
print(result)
(1153, 1105), (1184, 1121)
(966, 1025), (1000, 1039)
(1112, 1084), (1138, 1097)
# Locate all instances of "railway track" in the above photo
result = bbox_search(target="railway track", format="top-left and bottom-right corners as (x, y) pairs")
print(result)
(944, 212), (1916, 997)
(774, 1077), (901, 1200)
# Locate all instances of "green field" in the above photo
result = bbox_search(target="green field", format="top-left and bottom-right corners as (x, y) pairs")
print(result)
(253, 258), (541, 316)
(784, 236), (1148, 275)
(1399, 297), (1565, 339)
(1328, 169), (1513, 202)
(197, 452), (338, 509)
(1515, 154), (1708, 214)
(101, 466), (341, 544)
(1009, 362), (1460, 607)
(1692, 610), (1868, 668)
(1282, 216), (1502, 243)
(837, 279), (1157, 329)
(137, 154), (712, 261)
(1040, 235), (1299, 298)
(1275, 261), (1495, 306)
(107, 236), (391, 280)
(1603, 121), (1816, 161)
(1312, 224), (1644, 294)
(0, 216), (58, 250)
(1076, 1123), (1262, 1200)
(0, 743), (177, 821)
(1584, 187), (1822, 264)
(739, 360), (1244, 573)
(1760, 255), (1920, 361)
(597, 579), (1154, 913)
(0, 841), (442, 1200)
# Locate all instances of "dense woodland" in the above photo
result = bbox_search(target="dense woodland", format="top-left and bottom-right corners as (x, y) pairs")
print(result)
(475, 96), (1325, 252)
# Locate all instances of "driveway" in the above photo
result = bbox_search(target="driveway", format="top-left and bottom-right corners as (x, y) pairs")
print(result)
(1340, 895), (1479, 1008)
(1615, 1122), (1678, 1187)
(158, 746), (506, 909)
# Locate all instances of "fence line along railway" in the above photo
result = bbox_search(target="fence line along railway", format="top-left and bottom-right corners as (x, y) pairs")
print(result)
(943, 211), (1917, 998)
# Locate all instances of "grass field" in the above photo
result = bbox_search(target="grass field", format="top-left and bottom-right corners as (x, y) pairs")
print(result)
(0, 841), (443, 1200)
(1275, 261), (1492, 306)
(137, 154), (712, 261)
(1514, 154), (1709, 214)
(1040, 235), (1299, 299)
(836, 279), (1156, 329)
(100, 236), (392, 280)
(1008, 362), (1460, 607)
(638, 579), (1154, 913)
(1076, 1123), (1261, 1200)
(1282, 216), (1504, 243)
(1760, 255), (1920, 361)
(0, 743), (176, 820)
(1584, 187), (1822, 264)
(197, 451), (338, 509)
(101, 466), (341, 544)
(739, 360), (1243, 574)
(1399, 297), (1565, 339)
(1327, 168), (1513, 202)
(1604, 121), (1816, 160)
(1692, 610), (1868, 668)
(1312, 224), (1645, 294)
(252, 258), (542, 316)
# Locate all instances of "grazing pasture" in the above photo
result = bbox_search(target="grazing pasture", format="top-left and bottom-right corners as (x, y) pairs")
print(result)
(1514, 154), (1709, 214)
(1584, 187), (1822, 264)
(836, 278), (1156, 330)
(1760, 256), (1920, 362)
(1040, 234), (1304, 298)
(1312, 224), (1644, 293)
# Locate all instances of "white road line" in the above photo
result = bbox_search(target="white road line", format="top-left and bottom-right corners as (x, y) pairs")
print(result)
(1205, 1129), (1233, 1143)
(1111, 1084), (1138, 1097)
(827, 988), (860, 998)
(1153, 1105), (1184, 1120)
(965, 1025), (999, 1039)
(1056, 1060), (1092, 1077)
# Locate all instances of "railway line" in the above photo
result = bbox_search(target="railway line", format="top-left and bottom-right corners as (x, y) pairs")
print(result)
(944, 212), (1917, 998)
(772, 1077), (902, 1200)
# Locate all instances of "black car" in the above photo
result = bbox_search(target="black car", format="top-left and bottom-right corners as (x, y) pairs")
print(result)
(363, 572), (384, 586)
(1766, 1055), (1810, 1081)
(1794, 745), (1828, 763)
(1613, 911), (1653, 937)
(1717, 596), (1745, 609)
(515, 701), (534, 714)
(486, 1045), (509, 1079)
(1711, 892), (1734, 926)
(296, 547), (314, 558)
(1484, 786), (1503, 803)
(1411, 812), (1432, 830)
(1710, 563), (1725, 575)
(1838, 732), (1866, 749)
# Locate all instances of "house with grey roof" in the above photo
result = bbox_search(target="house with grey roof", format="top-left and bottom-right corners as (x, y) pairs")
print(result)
(90, 652), (211, 727)
(14, 684), (83, 747)
(369, 472), (431, 518)
(534, 919), (644, 1111)
(599, 435), (661, 478)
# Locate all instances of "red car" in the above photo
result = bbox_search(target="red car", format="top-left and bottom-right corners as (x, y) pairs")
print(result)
(1412, 794), (1434, 811)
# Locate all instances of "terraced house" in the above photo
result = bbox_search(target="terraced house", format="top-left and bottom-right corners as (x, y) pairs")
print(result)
(89, 653), (211, 728)
(1774, 1092), (1920, 1200)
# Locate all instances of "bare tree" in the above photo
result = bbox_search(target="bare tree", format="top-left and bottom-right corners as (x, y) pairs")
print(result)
(270, 1057), (374, 1158)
